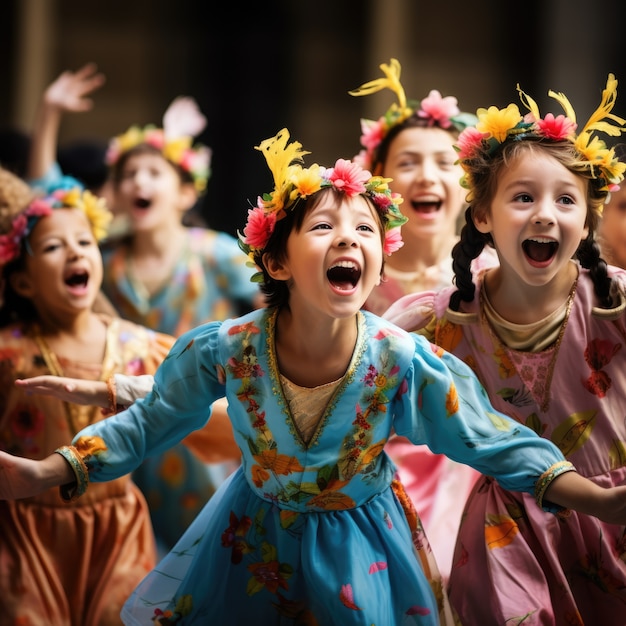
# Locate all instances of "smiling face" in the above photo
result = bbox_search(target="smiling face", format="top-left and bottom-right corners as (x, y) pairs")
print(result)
(474, 147), (589, 288)
(113, 149), (196, 232)
(263, 189), (384, 319)
(382, 126), (465, 245)
(11, 208), (103, 321)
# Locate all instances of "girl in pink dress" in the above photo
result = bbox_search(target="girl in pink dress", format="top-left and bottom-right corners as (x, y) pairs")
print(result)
(385, 74), (626, 625)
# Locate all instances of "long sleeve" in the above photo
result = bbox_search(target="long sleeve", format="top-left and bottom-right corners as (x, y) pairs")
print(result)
(71, 321), (225, 481)
(393, 333), (574, 508)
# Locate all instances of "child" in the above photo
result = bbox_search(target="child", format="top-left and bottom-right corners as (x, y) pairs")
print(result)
(384, 75), (626, 624)
(103, 96), (266, 554)
(0, 170), (174, 626)
(349, 58), (489, 580)
(598, 180), (626, 268)
(4, 129), (626, 626)
(349, 58), (485, 316)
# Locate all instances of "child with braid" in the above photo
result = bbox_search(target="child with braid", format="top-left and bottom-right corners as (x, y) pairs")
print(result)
(385, 75), (626, 625)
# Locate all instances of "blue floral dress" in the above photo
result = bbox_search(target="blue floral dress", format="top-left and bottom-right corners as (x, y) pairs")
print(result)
(68, 309), (572, 626)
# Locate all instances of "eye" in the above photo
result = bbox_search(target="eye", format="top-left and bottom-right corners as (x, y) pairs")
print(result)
(79, 237), (95, 246)
(42, 242), (62, 253)
(438, 158), (457, 170)
(514, 193), (533, 203)
(558, 195), (574, 205)
(311, 223), (332, 231)
(357, 224), (375, 233)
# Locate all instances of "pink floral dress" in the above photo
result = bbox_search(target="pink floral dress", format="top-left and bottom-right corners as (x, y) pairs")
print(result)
(384, 264), (626, 625)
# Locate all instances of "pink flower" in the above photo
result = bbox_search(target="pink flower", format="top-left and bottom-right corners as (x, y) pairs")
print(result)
(27, 198), (54, 217)
(360, 119), (385, 151)
(144, 128), (165, 149)
(455, 127), (488, 160)
(243, 204), (277, 250)
(325, 159), (371, 197)
(0, 234), (20, 264)
(383, 227), (404, 255)
(536, 113), (577, 140)
(418, 90), (460, 129)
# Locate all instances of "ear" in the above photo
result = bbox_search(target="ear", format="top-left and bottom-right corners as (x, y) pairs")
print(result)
(10, 271), (36, 298)
(178, 182), (199, 213)
(262, 252), (291, 281)
(472, 209), (492, 234)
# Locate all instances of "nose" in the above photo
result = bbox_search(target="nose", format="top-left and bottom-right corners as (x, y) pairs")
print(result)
(532, 198), (556, 225)
(67, 240), (84, 259)
(415, 158), (437, 184)
(335, 229), (358, 248)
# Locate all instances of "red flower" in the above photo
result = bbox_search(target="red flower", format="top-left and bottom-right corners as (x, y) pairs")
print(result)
(537, 113), (577, 140)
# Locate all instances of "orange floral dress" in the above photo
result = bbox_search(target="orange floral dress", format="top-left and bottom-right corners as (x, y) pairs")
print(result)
(0, 315), (173, 626)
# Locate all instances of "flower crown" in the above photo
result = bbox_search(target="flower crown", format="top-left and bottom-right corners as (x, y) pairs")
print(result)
(455, 74), (626, 203)
(238, 128), (408, 281)
(105, 96), (212, 192)
(0, 188), (112, 266)
(348, 58), (478, 171)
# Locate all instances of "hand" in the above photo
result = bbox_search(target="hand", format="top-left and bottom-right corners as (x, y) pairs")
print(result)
(15, 376), (109, 409)
(43, 63), (105, 113)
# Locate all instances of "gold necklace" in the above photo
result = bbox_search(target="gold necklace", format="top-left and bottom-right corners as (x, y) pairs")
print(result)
(32, 330), (87, 433)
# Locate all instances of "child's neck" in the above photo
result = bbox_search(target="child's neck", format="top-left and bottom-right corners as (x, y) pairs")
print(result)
(483, 261), (578, 325)
(274, 308), (358, 388)
(34, 310), (108, 364)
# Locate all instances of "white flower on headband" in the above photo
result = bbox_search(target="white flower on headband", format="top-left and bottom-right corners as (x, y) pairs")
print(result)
(163, 96), (207, 141)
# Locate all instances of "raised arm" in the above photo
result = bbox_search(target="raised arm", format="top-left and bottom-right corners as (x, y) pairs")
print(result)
(27, 63), (105, 181)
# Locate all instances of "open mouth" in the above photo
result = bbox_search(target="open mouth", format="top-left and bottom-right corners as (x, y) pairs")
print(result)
(64, 269), (89, 288)
(133, 197), (152, 210)
(327, 261), (361, 290)
(522, 237), (559, 263)
(411, 200), (441, 214)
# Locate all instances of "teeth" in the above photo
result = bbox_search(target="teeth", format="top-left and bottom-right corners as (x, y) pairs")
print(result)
(527, 237), (555, 244)
(330, 261), (358, 270)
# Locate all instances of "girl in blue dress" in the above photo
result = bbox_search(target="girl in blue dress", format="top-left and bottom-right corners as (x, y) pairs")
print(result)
(3, 128), (626, 626)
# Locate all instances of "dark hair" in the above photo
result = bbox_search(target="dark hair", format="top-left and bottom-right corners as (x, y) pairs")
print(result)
(0, 254), (36, 326)
(253, 187), (386, 309)
(449, 139), (614, 311)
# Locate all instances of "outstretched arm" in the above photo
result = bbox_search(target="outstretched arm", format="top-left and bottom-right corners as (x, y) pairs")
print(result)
(27, 63), (105, 181)
(15, 375), (241, 464)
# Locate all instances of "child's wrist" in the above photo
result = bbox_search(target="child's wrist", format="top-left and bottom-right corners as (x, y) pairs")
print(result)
(54, 445), (89, 502)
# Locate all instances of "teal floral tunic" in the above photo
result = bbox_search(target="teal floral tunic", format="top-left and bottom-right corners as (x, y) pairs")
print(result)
(68, 309), (572, 625)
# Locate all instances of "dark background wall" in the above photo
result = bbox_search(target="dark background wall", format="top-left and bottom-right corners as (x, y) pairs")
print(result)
(1, 0), (626, 236)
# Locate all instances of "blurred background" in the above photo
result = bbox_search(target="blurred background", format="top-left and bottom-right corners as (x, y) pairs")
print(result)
(1, 0), (626, 236)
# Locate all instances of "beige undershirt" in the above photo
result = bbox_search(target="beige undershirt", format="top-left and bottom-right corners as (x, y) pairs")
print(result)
(280, 374), (342, 444)
(482, 289), (568, 352)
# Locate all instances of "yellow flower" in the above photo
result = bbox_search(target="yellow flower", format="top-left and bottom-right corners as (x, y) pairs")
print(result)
(367, 176), (393, 194)
(476, 103), (522, 143)
(80, 190), (112, 241)
(163, 136), (192, 164)
(290, 164), (323, 199)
